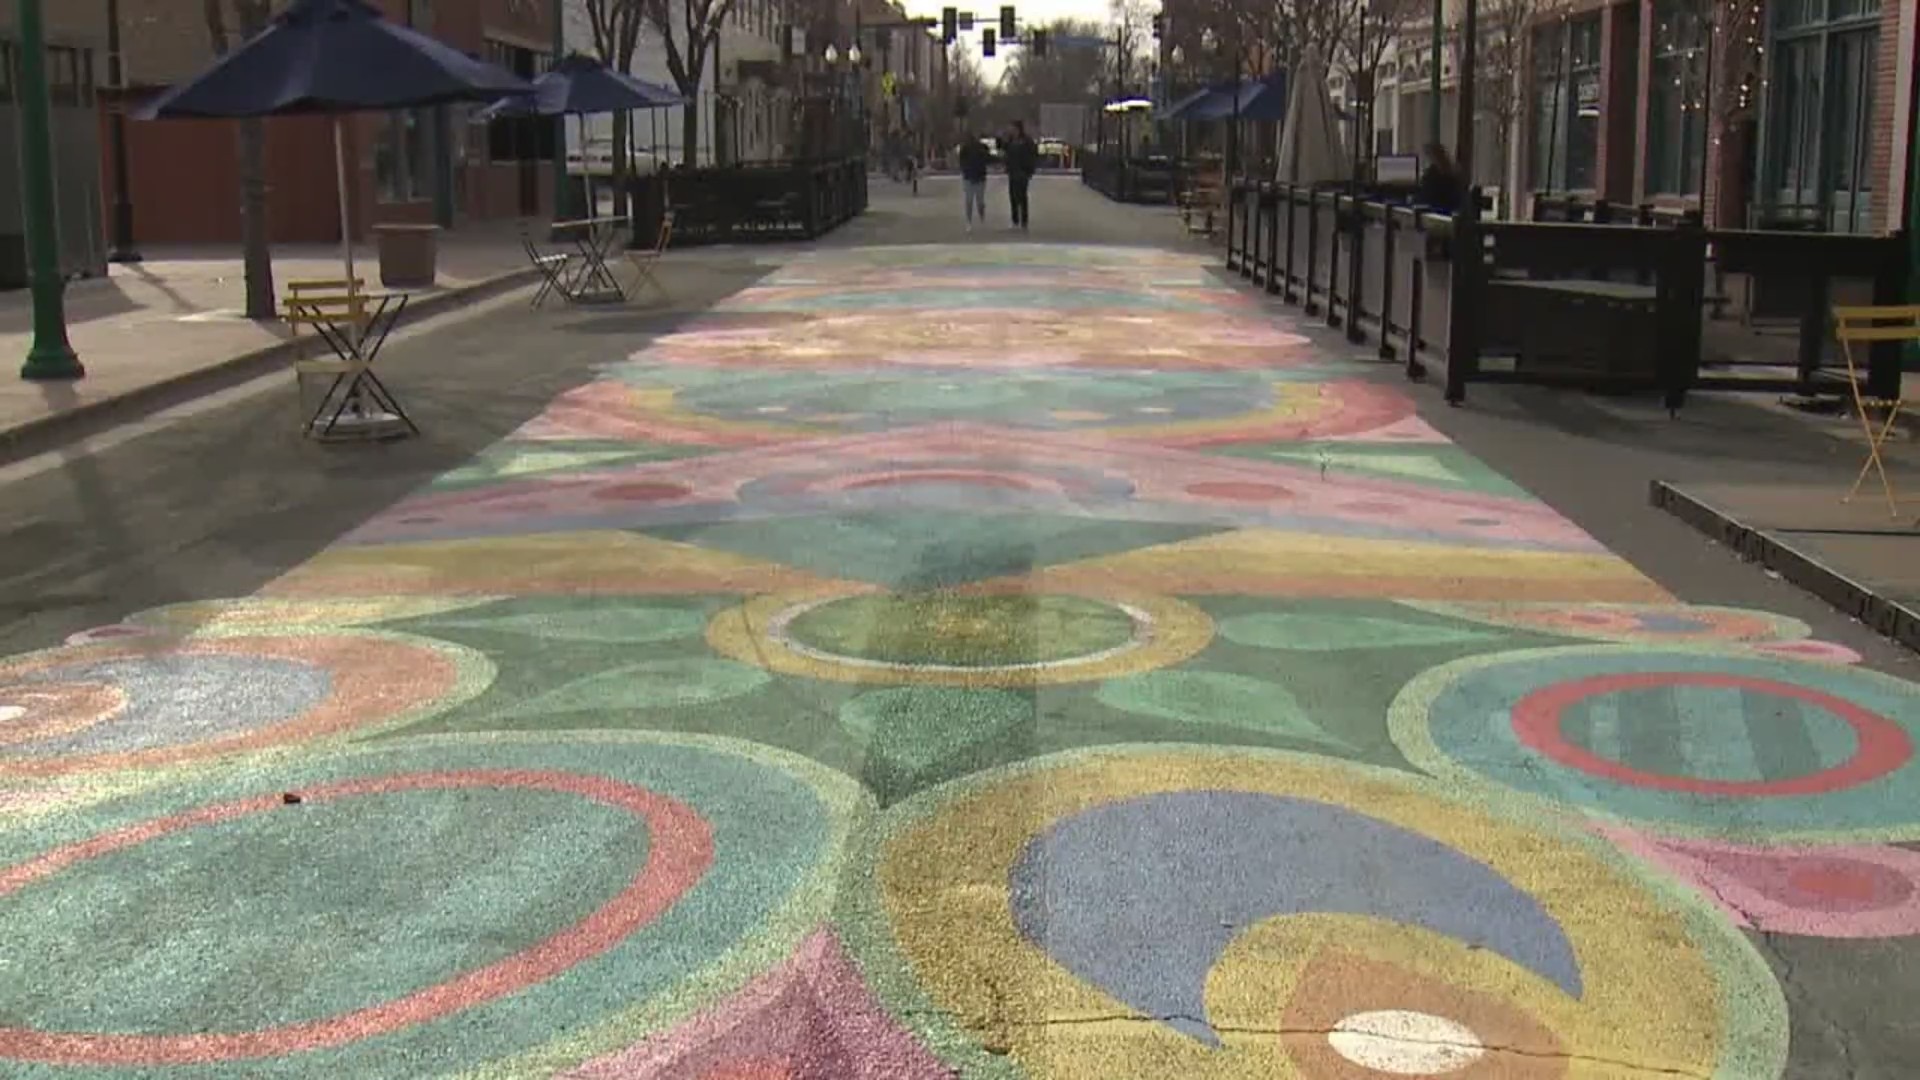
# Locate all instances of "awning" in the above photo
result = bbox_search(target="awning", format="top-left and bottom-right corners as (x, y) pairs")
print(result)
(1186, 72), (1288, 123)
(1156, 84), (1224, 122)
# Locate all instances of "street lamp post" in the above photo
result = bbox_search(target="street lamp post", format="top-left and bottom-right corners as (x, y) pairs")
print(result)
(550, 0), (569, 216)
(17, 0), (81, 381)
(105, 0), (139, 262)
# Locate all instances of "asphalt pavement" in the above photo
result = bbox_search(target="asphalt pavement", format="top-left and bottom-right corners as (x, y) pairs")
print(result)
(0, 175), (1913, 1079)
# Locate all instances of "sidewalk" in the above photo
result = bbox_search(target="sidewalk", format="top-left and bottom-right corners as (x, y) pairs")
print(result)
(1654, 429), (1920, 651)
(0, 221), (542, 463)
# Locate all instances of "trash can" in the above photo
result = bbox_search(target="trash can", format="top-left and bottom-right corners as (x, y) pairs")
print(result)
(374, 224), (440, 288)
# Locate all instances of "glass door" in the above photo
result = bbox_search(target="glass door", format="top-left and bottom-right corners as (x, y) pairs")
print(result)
(1823, 28), (1875, 232)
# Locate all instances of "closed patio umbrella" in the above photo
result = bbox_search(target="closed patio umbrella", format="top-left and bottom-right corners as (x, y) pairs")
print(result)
(133, 0), (529, 288)
(1275, 48), (1349, 185)
(479, 54), (682, 214)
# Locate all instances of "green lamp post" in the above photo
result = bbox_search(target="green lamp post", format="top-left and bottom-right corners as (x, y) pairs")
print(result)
(17, 0), (81, 381)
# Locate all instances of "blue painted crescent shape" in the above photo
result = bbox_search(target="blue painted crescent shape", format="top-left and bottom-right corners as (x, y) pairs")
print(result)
(1007, 791), (1583, 1045)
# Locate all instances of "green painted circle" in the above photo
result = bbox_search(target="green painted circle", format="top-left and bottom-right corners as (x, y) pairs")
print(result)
(4, 787), (647, 1033)
(784, 594), (1136, 668)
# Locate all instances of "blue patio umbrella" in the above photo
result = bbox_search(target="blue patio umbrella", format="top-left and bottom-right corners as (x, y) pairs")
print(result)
(479, 55), (682, 213)
(481, 54), (682, 118)
(133, 0), (529, 284)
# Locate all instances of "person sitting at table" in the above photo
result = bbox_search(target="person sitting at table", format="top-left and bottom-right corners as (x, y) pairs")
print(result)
(1417, 142), (1463, 214)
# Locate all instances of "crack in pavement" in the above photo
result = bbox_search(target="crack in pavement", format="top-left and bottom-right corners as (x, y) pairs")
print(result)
(903, 1010), (1715, 1078)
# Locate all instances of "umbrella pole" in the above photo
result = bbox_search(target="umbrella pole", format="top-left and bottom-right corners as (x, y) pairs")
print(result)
(334, 117), (354, 297)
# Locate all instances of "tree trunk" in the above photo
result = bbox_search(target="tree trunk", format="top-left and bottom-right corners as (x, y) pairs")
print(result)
(682, 95), (701, 166)
(612, 111), (630, 216)
(237, 119), (274, 318)
(230, 1), (275, 319)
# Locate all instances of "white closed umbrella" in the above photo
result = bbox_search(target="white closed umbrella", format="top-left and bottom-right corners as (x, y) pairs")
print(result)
(1275, 48), (1350, 186)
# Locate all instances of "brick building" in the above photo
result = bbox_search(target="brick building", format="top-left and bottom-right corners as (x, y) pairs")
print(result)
(0, 3), (109, 280)
(1367, 0), (1914, 233)
(105, 0), (559, 246)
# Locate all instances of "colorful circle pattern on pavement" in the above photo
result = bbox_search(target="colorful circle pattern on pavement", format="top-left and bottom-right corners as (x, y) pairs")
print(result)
(708, 589), (1214, 686)
(1402, 601), (1811, 645)
(844, 746), (1785, 1080)
(1598, 825), (1920, 939)
(0, 627), (493, 778)
(1392, 646), (1920, 839)
(0, 732), (868, 1077)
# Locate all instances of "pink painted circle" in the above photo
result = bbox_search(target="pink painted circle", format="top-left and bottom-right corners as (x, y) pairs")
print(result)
(1185, 481), (1295, 502)
(594, 482), (694, 503)
(0, 769), (711, 1066)
(1599, 826), (1920, 938)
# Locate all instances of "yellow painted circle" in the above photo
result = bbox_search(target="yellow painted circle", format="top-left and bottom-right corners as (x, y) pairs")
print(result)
(850, 747), (1786, 1079)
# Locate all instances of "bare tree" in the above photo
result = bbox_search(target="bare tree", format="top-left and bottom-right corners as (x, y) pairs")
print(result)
(1450, 0), (1562, 196)
(1322, 0), (1421, 169)
(585, 0), (648, 210)
(204, 0), (275, 319)
(639, 0), (742, 165)
(997, 18), (1108, 120)
(944, 43), (989, 131)
(1107, 0), (1153, 96)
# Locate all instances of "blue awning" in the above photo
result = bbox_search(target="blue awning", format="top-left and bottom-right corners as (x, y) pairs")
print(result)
(1186, 72), (1288, 123)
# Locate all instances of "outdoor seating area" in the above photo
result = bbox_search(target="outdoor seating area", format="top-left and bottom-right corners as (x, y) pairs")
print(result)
(626, 158), (868, 246)
(1223, 179), (1912, 414)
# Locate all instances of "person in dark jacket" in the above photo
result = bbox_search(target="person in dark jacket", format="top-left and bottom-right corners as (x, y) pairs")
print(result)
(1416, 141), (1463, 214)
(1003, 120), (1040, 230)
(957, 132), (991, 230)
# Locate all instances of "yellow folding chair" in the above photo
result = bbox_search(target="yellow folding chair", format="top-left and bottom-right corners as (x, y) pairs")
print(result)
(1832, 304), (1920, 517)
(625, 210), (674, 304)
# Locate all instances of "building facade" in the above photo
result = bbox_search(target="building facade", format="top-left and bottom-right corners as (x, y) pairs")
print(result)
(0, 3), (109, 280)
(1367, 0), (1915, 233)
(559, 0), (795, 169)
(105, 0), (558, 246)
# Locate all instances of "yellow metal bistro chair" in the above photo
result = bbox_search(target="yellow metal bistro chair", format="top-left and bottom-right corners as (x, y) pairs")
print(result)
(1832, 304), (1920, 517)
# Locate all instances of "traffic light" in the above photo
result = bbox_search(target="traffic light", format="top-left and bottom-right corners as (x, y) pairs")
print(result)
(958, 10), (973, 31)
(1000, 5), (1016, 41)
(942, 6), (957, 44)
(1030, 27), (1047, 56)
(1151, 14), (1164, 37)
(981, 28), (996, 57)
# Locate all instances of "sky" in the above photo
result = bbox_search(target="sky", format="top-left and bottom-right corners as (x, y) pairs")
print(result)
(900, 0), (1122, 86)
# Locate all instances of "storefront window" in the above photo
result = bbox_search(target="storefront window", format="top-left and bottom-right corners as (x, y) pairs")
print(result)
(376, 108), (434, 203)
(1647, 0), (1708, 195)
(1763, 0), (1879, 230)
(1530, 13), (1601, 193)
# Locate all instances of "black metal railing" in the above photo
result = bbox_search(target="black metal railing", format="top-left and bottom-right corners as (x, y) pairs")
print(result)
(626, 156), (868, 247)
(1225, 180), (1910, 410)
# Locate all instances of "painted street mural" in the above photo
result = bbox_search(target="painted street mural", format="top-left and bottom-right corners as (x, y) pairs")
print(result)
(0, 243), (1911, 1077)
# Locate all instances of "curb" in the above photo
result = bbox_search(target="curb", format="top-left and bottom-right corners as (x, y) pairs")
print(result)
(1650, 479), (1920, 653)
(0, 265), (540, 467)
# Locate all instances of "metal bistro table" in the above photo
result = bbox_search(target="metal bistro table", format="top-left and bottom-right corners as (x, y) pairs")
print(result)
(552, 216), (628, 304)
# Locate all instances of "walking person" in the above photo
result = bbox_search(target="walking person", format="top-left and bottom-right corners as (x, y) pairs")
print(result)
(958, 131), (991, 231)
(1004, 120), (1039, 231)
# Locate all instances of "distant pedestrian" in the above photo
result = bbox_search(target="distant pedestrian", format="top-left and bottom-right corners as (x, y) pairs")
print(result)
(958, 132), (991, 231)
(1004, 120), (1039, 231)
(1417, 141), (1463, 214)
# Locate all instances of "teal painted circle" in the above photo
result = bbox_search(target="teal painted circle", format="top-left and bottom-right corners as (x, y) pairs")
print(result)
(0, 733), (870, 1077)
(1389, 646), (1920, 839)
(5, 787), (649, 1033)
